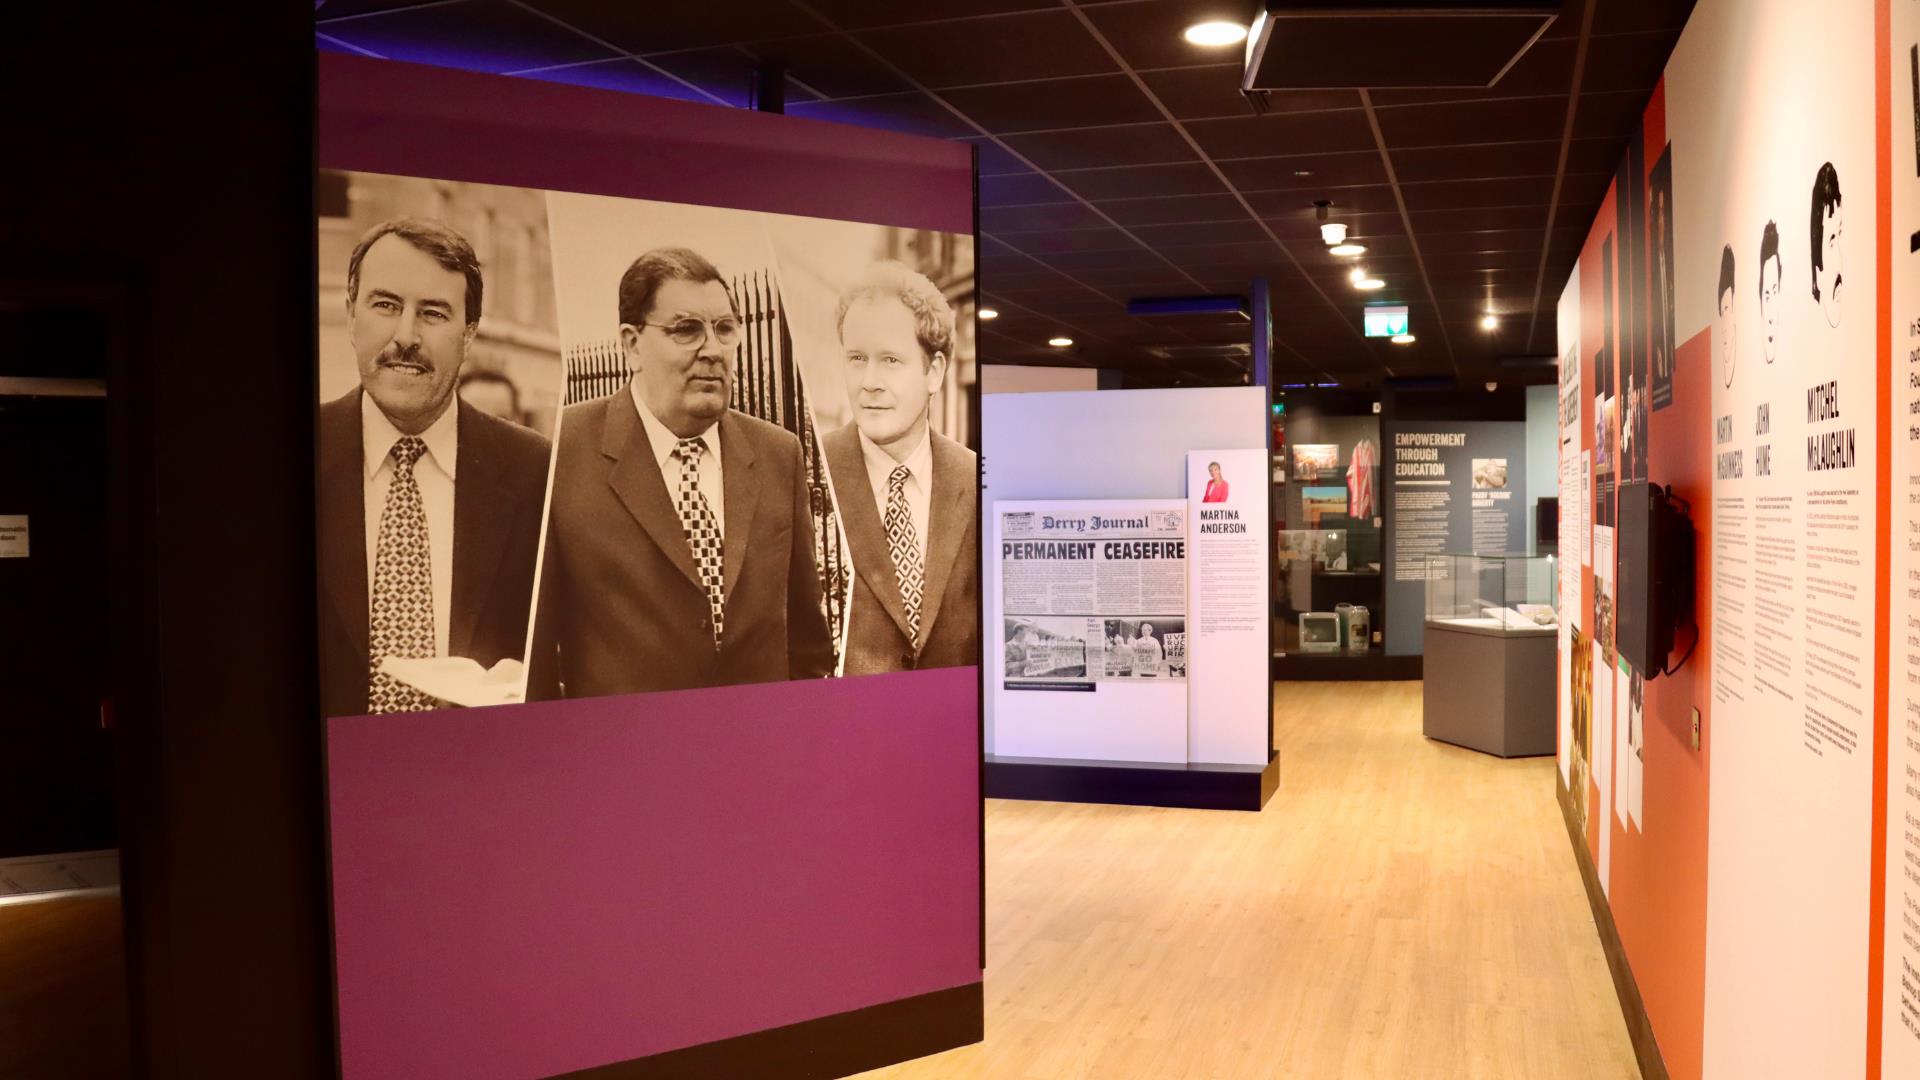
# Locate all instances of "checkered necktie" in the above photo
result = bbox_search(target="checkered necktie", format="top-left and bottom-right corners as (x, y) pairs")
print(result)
(672, 437), (725, 648)
(369, 435), (436, 713)
(884, 464), (924, 647)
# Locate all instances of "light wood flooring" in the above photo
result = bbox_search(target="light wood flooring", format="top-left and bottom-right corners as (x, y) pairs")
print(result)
(860, 681), (1639, 1080)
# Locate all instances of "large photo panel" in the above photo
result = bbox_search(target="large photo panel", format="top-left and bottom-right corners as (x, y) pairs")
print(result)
(315, 170), (563, 718)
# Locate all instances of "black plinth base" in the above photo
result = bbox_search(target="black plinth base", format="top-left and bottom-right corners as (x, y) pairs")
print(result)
(559, 982), (983, 1080)
(985, 751), (1279, 811)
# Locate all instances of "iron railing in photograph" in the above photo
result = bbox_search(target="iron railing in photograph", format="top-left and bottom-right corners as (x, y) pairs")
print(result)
(559, 269), (851, 668)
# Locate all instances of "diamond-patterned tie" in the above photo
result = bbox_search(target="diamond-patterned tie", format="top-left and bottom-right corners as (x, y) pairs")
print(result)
(369, 435), (437, 713)
(672, 438), (726, 648)
(885, 464), (924, 647)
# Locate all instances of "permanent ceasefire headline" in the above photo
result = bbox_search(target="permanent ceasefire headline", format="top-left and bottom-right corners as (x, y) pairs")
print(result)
(1002, 541), (1186, 560)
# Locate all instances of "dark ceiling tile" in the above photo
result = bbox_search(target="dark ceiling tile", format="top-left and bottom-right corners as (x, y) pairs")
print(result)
(1138, 65), (1260, 120)
(1080, 0), (1258, 72)
(322, 0), (619, 73)
(785, 92), (976, 138)
(1556, 171), (1616, 212)
(1157, 239), (1285, 269)
(1417, 228), (1561, 255)
(1424, 249), (1542, 273)
(803, 0), (1060, 30)
(857, 10), (1116, 88)
(644, 47), (821, 108)
(1390, 140), (1561, 183)
(1585, 0), (1695, 38)
(981, 202), (1113, 231)
(1410, 205), (1551, 233)
(750, 34), (916, 99)
(1096, 192), (1251, 226)
(1401, 175), (1558, 211)
(980, 172), (1074, 206)
(513, 58), (718, 104)
(1572, 88), (1655, 141)
(1564, 136), (1627, 175)
(1000, 123), (1199, 170)
(1217, 150), (1387, 191)
(1000, 227), (1143, 255)
(1056, 162), (1229, 200)
(941, 74), (1162, 132)
(1581, 30), (1682, 94)
(1375, 96), (1570, 147)
(1130, 220), (1268, 247)
(316, 0), (437, 18)
(960, 138), (1036, 175)
(1249, 184), (1401, 217)
(524, 0), (828, 54)
(1187, 110), (1378, 159)
(1039, 246), (1178, 272)
(1070, 265), (1205, 290)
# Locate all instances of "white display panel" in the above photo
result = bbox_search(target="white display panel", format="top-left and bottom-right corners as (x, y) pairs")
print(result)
(990, 499), (1190, 764)
(1187, 449), (1273, 767)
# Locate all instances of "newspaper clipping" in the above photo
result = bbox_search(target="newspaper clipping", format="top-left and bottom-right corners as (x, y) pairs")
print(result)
(1000, 503), (1188, 691)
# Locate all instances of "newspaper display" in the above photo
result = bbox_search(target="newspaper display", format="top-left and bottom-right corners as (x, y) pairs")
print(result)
(1000, 503), (1188, 691)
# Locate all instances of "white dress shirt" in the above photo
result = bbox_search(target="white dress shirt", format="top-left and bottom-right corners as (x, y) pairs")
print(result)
(858, 426), (932, 568)
(631, 382), (724, 537)
(362, 393), (456, 657)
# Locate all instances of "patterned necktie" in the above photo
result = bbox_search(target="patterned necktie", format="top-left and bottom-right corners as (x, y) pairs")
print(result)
(672, 437), (726, 648)
(885, 464), (924, 647)
(369, 435), (436, 713)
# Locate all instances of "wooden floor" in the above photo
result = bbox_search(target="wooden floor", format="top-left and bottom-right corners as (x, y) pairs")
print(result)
(861, 681), (1638, 1080)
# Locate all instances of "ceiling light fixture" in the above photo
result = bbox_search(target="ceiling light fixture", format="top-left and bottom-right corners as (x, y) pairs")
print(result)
(1349, 266), (1366, 282)
(1319, 222), (1348, 245)
(1390, 333), (1416, 345)
(1355, 276), (1385, 290)
(979, 307), (999, 320)
(1183, 20), (1249, 47)
(1329, 241), (1367, 257)
(1048, 335), (1074, 348)
(1479, 312), (1498, 330)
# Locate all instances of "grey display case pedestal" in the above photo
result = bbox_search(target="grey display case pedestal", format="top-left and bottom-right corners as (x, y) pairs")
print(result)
(1422, 619), (1556, 758)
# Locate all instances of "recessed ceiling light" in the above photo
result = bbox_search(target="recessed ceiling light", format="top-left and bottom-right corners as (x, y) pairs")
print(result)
(1355, 277), (1385, 290)
(1329, 242), (1367, 257)
(1391, 333), (1416, 345)
(1479, 313), (1498, 330)
(979, 307), (999, 320)
(1183, 20), (1248, 47)
(1048, 335), (1074, 348)
(1292, 169), (1313, 178)
(1349, 266), (1366, 282)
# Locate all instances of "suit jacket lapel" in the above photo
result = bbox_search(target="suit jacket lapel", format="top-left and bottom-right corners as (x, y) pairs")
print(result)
(604, 391), (703, 592)
(448, 399), (511, 657)
(827, 428), (913, 640)
(318, 388), (369, 664)
(915, 434), (973, 641)
(718, 411), (760, 601)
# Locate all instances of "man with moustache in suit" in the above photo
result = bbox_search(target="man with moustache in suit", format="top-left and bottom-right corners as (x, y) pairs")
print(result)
(529, 246), (834, 698)
(317, 218), (552, 717)
(822, 261), (979, 675)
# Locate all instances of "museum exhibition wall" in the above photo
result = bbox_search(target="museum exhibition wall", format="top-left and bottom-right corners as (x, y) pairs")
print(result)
(317, 53), (982, 1078)
(1553, 0), (1915, 1076)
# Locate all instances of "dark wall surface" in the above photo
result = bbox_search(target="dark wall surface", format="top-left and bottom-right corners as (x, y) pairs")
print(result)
(2, 7), (330, 1078)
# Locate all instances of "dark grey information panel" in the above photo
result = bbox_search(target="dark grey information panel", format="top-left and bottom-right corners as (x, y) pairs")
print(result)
(1382, 420), (1528, 655)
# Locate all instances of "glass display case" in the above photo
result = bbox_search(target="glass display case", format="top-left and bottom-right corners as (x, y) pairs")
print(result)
(1271, 393), (1384, 661)
(1423, 552), (1558, 633)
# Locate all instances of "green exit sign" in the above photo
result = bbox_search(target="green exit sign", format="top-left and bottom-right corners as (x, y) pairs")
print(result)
(1363, 304), (1408, 338)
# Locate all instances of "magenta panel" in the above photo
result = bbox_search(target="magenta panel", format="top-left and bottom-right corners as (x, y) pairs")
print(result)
(328, 666), (981, 1080)
(317, 53), (973, 234)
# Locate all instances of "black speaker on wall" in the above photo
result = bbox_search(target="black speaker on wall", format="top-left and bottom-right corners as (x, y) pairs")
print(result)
(1618, 483), (1696, 679)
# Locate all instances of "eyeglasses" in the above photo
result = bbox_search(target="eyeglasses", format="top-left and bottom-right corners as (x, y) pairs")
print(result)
(641, 316), (743, 348)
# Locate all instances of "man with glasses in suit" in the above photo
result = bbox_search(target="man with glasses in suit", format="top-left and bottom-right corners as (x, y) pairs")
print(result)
(529, 246), (833, 698)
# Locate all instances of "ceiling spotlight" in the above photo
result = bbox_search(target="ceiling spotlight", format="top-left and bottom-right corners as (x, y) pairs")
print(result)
(1048, 335), (1074, 348)
(1479, 312), (1498, 330)
(1349, 266), (1366, 282)
(1390, 333), (1416, 345)
(1355, 277), (1385, 290)
(1320, 222), (1348, 245)
(1329, 242), (1367, 257)
(1292, 169), (1314, 178)
(979, 307), (1000, 320)
(1183, 20), (1249, 47)
(1485, 381), (1499, 392)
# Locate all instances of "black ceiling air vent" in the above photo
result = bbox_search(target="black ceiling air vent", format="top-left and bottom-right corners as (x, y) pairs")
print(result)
(1243, 1), (1557, 90)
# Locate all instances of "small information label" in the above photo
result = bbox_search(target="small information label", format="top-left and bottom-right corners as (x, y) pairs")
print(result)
(0, 515), (27, 558)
